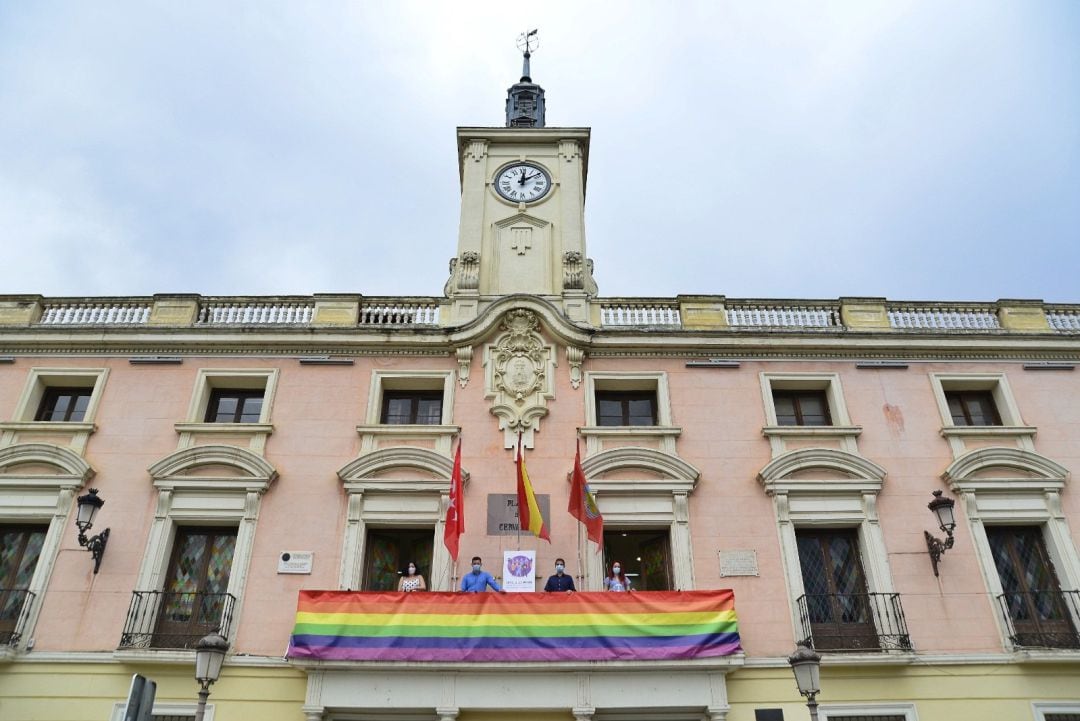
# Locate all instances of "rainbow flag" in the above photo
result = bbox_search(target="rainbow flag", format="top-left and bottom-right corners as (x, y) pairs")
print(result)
(288, 590), (742, 662)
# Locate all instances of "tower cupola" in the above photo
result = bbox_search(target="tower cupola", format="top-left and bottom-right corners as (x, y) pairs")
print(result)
(505, 30), (546, 128)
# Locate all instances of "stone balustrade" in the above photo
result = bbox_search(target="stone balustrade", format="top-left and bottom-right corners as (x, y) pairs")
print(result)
(1, 294), (1078, 334)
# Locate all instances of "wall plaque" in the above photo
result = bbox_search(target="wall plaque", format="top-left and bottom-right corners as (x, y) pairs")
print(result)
(719, 549), (759, 577)
(487, 493), (551, 535)
(278, 551), (314, 574)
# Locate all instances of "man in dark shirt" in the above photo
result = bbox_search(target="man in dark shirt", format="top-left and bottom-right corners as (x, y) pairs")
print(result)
(543, 557), (576, 593)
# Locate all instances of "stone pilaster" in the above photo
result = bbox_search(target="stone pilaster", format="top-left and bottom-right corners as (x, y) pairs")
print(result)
(997, 298), (1049, 331)
(149, 294), (200, 326)
(678, 295), (728, 330)
(840, 297), (891, 330)
(313, 294), (360, 327)
(0, 296), (43, 326)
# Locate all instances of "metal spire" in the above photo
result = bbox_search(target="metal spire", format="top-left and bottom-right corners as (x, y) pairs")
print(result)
(506, 30), (545, 128)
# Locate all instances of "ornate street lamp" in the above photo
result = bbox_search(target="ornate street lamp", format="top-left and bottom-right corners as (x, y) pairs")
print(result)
(925, 489), (957, 576)
(194, 633), (229, 721)
(74, 488), (110, 573)
(788, 643), (822, 721)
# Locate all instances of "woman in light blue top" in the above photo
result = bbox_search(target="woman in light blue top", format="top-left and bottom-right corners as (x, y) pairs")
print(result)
(604, 561), (632, 592)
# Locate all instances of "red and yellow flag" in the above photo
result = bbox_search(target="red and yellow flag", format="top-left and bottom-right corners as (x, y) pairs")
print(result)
(515, 433), (550, 542)
(568, 442), (603, 545)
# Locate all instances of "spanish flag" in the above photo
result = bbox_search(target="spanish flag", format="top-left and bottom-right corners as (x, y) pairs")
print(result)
(515, 433), (550, 542)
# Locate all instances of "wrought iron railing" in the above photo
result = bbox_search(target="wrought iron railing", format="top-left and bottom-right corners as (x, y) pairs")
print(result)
(796, 592), (912, 652)
(0, 588), (36, 646)
(118, 590), (236, 650)
(996, 589), (1080, 649)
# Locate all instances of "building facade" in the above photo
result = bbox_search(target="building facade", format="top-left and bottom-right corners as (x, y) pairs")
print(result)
(1, 58), (1080, 721)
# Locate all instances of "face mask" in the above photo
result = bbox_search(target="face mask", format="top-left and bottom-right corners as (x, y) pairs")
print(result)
(612, 566), (621, 575)
(555, 564), (565, 574)
(408, 566), (416, 575)
(473, 564), (482, 573)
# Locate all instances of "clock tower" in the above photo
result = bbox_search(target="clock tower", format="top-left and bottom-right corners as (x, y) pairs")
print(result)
(444, 32), (596, 323)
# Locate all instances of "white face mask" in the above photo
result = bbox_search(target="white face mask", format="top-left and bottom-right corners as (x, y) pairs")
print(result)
(473, 564), (482, 573)
(555, 564), (565, 574)
(612, 566), (621, 575)
(408, 566), (416, 575)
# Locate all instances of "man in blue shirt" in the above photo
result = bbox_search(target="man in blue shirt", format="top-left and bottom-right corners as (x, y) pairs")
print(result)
(543, 558), (576, 593)
(460, 556), (504, 593)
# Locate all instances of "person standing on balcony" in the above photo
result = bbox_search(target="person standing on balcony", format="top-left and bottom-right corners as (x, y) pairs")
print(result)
(397, 561), (427, 592)
(543, 557), (576, 593)
(604, 561), (632, 592)
(460, 556), (505, 593)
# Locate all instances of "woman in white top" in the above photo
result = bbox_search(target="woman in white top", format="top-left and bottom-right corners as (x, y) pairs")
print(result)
(397, 561), (427, 592)
(604, 561), (632, 592)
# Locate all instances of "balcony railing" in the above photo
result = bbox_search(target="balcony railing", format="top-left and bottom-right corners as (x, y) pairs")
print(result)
(360, 299), (441, 325)
(38, 300), (151, 325)
(996, 589), (1080, 649)
(0, 588), (36, 646)
(796, 592), (912, 652)
(197, 298), (314, 325)
(600, 301), (681, 327)
(887, 303), (1001, 330)
(118, 590), (236, 650)
(726, 302), (841, 328)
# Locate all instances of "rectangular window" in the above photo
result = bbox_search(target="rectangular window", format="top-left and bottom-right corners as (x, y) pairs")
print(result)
(795, 529), (879, 651)
(152, 527), (237, 649)
(596, 391), (658, 427)
(602, 529), (672, 591)
(987, 526), (1079, 648)
(380, 391), (443, 425)
(946, 390), (1002, 426)
(773, 390), (832, 426)
(34, 387), (93, 422)
(204, 389), (264, 423)
(362, 528), (433, 591)
(0, 525), (47, 644)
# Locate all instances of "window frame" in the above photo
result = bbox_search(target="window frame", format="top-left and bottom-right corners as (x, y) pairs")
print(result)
(929, 372), (1033, 458)
(0, 443), (93, 655)
(380, 390), (445, 426)
(595, 389), (659, 427)
(1, 368), (109, 454)
(203, 388), (266, 424)
(176, 369), (278, 454)
(34, 386), (94, 422)
(943, 447), (1080, 652)
(772, 388), (833, 427)
(759, 373), (858, 457)
(945, 389), (1003, 427)
(818, 703), (918, 721)
(581, 372), (678, 456)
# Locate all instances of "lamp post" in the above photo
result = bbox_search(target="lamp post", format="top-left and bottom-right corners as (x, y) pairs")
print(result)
(193, 633), (228, 721)
(788, 643), (822, 721)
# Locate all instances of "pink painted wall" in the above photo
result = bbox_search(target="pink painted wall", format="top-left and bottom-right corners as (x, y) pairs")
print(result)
(5, 350), (1078, 658)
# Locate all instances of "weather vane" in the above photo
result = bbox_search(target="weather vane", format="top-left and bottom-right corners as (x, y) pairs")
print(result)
(516, 29), (538, 81)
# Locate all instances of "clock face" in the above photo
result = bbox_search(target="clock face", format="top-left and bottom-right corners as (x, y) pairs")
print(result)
(494, 163), (551, 203)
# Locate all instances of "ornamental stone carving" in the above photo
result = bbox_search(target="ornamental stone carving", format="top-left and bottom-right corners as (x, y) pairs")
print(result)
(444, 251), (481, 296)
(484, 309), (556, 448)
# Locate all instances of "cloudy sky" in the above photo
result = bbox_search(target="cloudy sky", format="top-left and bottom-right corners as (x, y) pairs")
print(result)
(1, 1), (1077, 302)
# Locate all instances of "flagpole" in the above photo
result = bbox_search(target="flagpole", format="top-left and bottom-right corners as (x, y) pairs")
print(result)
(516, 431), (522, 551)
(574, 437), (584, 589)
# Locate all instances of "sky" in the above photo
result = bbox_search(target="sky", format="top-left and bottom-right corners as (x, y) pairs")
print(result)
(1, 1), (1078, 303)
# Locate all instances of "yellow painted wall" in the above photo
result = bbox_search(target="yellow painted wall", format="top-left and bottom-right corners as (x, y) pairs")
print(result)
(3, 661), (1080, 720)
(0, 661), (306, 721)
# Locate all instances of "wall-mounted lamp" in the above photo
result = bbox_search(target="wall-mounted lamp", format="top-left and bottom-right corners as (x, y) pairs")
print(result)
(194, 633), (229, 721)
(925, 489), (956, 577)
(75, 488), (110, 574)
(788, 643), (822, 721)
